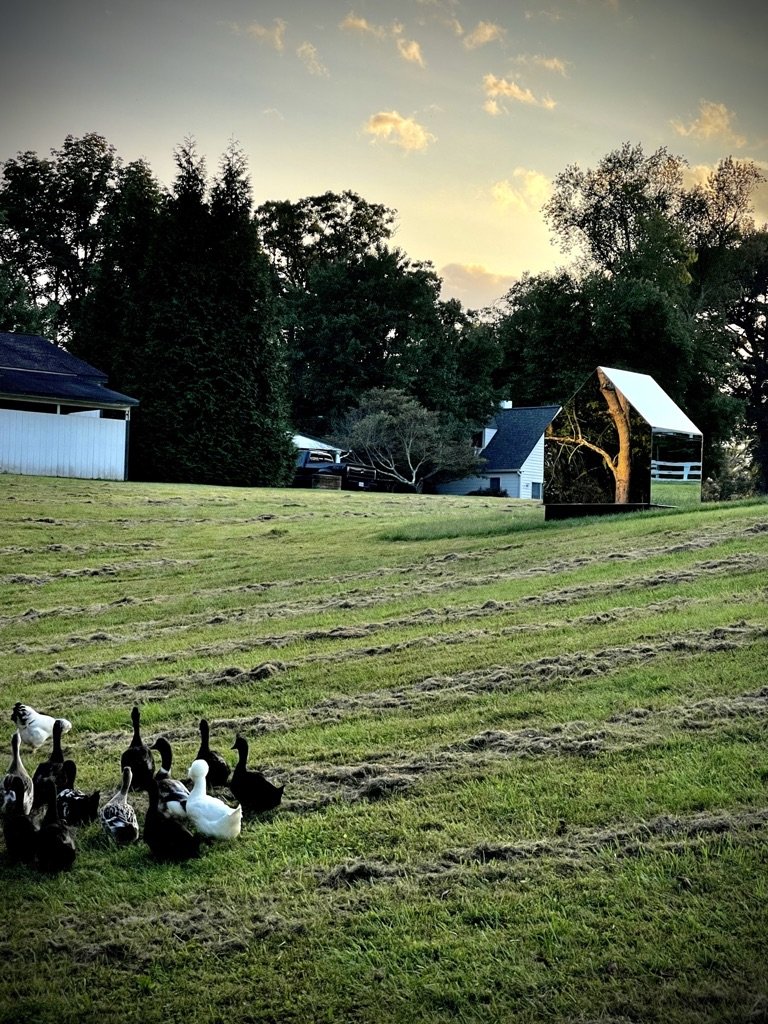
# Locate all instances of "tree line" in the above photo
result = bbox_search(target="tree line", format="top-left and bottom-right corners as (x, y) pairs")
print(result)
(1, 133), (765, 492)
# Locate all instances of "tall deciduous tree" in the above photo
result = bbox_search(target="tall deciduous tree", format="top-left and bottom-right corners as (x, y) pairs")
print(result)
(535, 142), (766, 488)
(255, 191), (396, 292)
(0, 133), (119, 341)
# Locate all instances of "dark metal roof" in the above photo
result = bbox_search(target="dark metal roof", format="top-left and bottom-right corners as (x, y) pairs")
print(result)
(480, 405), (560, 471)
(0, 332), (138, 408)
(0, 368), (139, 408)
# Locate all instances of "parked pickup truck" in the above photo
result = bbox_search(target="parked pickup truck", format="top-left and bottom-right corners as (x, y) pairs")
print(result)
(293, 449), (377, 490)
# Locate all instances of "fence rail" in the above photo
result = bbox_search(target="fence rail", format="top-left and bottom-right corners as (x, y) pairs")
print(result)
(651, 460), (702, 481)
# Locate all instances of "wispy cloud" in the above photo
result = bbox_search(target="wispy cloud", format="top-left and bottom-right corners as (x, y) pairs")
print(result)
(297, 41), (329, 77)
(491, 169), (552, 214)
(524, 9), (562, 21)
(516, 54), (569, 76)
(672, 100), (746, 148)
(339, 11), (387, 39)
(246, 18), (287, 52)
(464, 21), (506, 49)
(395, 34), (426, 67)
(483, 74), (556, 112)
(364, 111), (436, 152)
(341, 12), (426, 68)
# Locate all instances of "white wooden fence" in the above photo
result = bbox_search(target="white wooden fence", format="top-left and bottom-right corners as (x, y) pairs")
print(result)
(0, 409), (129, 480)
(651, 460), (702, 481)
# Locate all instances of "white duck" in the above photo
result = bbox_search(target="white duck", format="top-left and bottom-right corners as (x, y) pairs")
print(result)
(186, 759), (242, 839)
(99, 766), (140, 845)
(11, 703), (72, 751)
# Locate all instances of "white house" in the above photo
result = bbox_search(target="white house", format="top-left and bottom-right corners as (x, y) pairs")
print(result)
(435, 404), (560, 499)
(0, 331), (139, 481)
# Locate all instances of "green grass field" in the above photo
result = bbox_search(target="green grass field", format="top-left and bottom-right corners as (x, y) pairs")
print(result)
(1, 475), (767, 1024)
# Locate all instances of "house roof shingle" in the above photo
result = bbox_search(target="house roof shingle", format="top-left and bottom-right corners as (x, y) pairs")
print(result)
(0, 332), (138, 408)
(480, 405), (560, 471)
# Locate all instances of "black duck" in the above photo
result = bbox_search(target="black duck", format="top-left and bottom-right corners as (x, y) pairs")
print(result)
(229, 734), (284, 813)
(143, 778), (203, 863)
(57, 760), (100, 826)
(35, 779), (76, 873)
(120, 705), (155, 792)
(150, 737), (189, 818)
(196, 718), (230, 789)
(31, 718), (68, 808)
(2, 776), (38, 865)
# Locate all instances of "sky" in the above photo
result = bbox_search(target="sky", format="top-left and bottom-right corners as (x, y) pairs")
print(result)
(2, 0), (767, 310)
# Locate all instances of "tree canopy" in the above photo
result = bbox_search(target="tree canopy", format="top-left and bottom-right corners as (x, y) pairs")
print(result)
(333, 389), (481, 492)
(1, 132), (767, 493)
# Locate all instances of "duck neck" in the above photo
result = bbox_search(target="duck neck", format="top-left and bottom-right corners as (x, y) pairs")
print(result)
(52, 722), (64, 763)
(236, 742), (248, 770)
(191, 772), (207, 798)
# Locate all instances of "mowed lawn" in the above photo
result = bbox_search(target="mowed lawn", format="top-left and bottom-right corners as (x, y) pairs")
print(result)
(1, 474), (767, 1024)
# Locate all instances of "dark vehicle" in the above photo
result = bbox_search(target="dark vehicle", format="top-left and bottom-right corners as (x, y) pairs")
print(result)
(293, 449), (377, 490)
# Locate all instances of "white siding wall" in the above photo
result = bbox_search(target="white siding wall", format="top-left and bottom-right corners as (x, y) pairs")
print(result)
(518, 435), (545, 499)
(435, 472), (521, 497)
(0, 409), (128, 480)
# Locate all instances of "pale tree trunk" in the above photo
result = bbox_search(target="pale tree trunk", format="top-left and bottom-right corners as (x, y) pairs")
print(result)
(597, 368), (632, 503)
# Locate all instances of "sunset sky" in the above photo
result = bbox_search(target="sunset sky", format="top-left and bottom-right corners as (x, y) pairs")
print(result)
(2, 0), (766, 310)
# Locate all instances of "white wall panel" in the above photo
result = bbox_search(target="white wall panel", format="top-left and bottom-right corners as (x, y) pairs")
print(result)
(0, 409), (128, 480)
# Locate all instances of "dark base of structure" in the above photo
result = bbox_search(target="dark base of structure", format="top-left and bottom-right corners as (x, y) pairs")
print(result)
(544, 502), (670, 521)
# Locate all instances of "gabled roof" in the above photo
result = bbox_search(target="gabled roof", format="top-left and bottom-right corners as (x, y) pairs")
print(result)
(0, 332), (138, 408)
(480, 405), (560, 471)
(598, 366), (701, 436)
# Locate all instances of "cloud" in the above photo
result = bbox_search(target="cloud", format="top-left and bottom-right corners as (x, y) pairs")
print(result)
(483, 74), (556, 111)
(339, 11), (387, 38)
(246, 18), (287, 52)
(491, 169), (552, 214)
(464, 21), (506, 49)
(341, 11), (425, 66)
(524, 9), (562, 21)
(395, 36), (426, 67)
(297, 42), (329, 77)
(439, 263), (517, 309)
(671, 100), (746, 148)
(517, 54), (569, 76)
(364, 111), (436, 152)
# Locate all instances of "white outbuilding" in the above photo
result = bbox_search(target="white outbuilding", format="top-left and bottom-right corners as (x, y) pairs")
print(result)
(0, 331), (139, 480)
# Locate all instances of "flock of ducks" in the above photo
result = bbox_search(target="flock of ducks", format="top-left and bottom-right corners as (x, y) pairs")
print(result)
(1, 702), (284, 871)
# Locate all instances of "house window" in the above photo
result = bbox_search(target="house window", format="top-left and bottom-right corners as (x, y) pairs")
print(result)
(531, 482), (542, 500)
